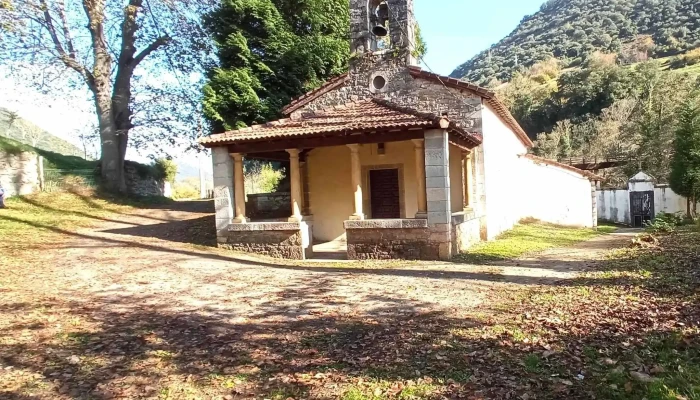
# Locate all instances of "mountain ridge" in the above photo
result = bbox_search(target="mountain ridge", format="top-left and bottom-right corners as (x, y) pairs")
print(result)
(450, 0), (700, 85)
(0, 107), (84, 158)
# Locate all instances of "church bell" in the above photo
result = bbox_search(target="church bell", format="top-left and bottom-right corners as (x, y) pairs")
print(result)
(372, 2), (390, 37)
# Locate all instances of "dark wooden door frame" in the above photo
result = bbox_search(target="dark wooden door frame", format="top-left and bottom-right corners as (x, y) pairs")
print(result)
(368, 168), (401, 219)
(362, 164), (406, 219)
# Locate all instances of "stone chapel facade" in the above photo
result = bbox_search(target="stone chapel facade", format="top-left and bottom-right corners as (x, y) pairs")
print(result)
(200, 0), (600, 261)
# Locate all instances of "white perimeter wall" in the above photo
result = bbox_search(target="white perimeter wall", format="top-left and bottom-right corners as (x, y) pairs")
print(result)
(598, 189), (630, 225)
(519, 158), (595, 228)
(598, 184), (698, 225)
(482, 105), (595, 239)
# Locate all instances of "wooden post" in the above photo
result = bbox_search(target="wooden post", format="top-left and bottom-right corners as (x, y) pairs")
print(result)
(287, 149), (303, 221)
(231, 153), (247, 223)
(347, 144), (364, 220)
(412, 139), (427, 218)
(38, 155), (45, 191)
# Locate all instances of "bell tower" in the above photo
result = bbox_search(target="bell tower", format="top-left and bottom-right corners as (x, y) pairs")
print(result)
(350, 0), (416, 64)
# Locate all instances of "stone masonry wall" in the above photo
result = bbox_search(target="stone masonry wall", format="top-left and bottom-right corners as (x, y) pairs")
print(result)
(0, 150), (39, 197)
(344, 219), (440, 260)
(293, 52), (483, 135)
(124, 165), (167, 197)
(346, 228), (437, 260)
(218, 223), (307, 260)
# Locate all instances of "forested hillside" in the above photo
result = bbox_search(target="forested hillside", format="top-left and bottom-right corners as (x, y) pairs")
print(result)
(0, 108), (82, 158)
(451, 0), (700, 85)
(498, 54), (700, 186)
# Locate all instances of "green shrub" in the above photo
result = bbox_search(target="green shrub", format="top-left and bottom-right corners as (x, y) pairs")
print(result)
(669, 48), (700, 70)
(153, 158), (178, 183)
(645, 212), (685, 233)
(172, 178), (201, 200)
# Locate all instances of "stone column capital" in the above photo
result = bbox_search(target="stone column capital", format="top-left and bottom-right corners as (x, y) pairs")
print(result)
(231, 153), (244, 161)
(347, 143), (361, 153)
(286, 148), (301, 158)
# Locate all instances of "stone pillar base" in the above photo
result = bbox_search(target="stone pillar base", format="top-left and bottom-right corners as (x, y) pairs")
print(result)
(233, 217), (247, 224)
(349, 214), (365, 221)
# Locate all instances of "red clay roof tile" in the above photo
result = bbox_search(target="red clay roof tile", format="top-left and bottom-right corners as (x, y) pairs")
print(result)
(199, 100), (481, 147)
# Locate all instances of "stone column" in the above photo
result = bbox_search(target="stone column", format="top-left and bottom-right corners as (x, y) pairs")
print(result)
(287, 149), (303, 222)
(463, 151), (474, 210)
(412, 139), (428, 219)
(424, 129), (452, 261)
(212, 147), (235, 239)
(347, 144), (364, 220)
(232, 153), (247, 223)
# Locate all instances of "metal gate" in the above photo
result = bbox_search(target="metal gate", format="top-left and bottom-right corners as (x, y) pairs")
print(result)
(630, 191), (654, 228)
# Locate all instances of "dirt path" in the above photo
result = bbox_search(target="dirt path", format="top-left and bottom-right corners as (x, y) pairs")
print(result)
(495, 228), (640, 283)
(9, 202), (639, 318)
(1, 202), (643, 399)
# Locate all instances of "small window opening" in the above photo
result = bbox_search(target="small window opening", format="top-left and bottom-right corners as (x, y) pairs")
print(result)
(372, 75), (387, 90)
(377, 142), (386, 155)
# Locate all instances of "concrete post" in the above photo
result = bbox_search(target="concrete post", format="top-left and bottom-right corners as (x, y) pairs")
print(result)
(424, 129), (452, 260)
(232, 153), (247, 223)
(212, 147), (235, 239)
(347, 144), (365, 220)
(287, 149), (303, 222)
(412, 139), (428, 219)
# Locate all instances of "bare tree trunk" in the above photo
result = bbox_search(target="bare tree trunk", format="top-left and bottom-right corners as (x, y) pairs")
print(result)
(34, 0), (169, 194)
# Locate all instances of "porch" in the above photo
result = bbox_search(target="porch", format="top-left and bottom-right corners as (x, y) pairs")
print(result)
(201, 100), (484, 261)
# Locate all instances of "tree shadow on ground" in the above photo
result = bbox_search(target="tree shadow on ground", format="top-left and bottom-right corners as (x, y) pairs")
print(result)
(3, 214), (643, 288)
(1, 268), (697, 400)
(101, 215), (217, 247)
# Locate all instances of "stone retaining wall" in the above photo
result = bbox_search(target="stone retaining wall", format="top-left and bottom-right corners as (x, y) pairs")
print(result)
(344, 219), (441, 260)
(218, 222), (313, 260)
(0, 150), (39, 197)
(124, 164), (167, 197)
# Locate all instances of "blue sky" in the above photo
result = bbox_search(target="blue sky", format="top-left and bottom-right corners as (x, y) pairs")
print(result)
(415, 0), (544, 75)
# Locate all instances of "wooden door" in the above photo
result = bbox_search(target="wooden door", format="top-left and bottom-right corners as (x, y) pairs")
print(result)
(369, 169), (401, 219)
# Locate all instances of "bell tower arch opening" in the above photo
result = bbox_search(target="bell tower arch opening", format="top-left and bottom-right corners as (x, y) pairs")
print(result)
(369, 0), (390, 51)
(350, 0), (416, 63)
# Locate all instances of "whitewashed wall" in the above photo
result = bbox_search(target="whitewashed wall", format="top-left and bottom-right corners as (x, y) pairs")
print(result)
(520, 158), (595, 227)
(0, 150), (40, 198)
(481, 104), (530, 239)
(597, 189), (630, 224)
(481, 105), (595, 239)
(654, 185), (694, 215)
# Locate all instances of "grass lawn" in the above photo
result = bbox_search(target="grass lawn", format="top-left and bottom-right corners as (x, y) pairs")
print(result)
(455, 221), (618, 263)
(0, 191), (169, 257)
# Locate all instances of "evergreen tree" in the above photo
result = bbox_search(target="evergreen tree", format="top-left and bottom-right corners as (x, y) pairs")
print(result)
(669, 94), (700, 217)
(202, 0), (350, 133)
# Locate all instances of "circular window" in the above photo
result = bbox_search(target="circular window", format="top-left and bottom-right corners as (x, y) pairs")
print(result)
(372, 75), (387, 91)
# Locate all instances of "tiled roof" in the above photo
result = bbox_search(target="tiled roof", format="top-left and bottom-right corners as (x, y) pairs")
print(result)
(278, 66), (534, 149)
(199, 99), (481, 147)
(523, 154), (604, 181)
